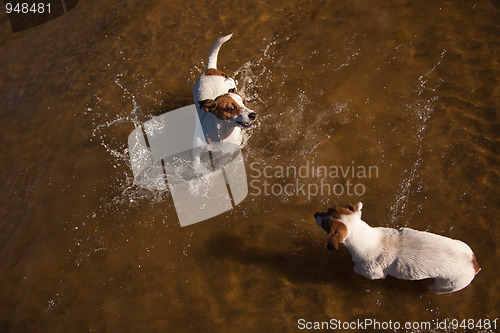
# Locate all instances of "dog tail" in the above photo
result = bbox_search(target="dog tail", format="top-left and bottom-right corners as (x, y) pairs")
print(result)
(206, 33), (233, 70)
(472, 252), (481, 274)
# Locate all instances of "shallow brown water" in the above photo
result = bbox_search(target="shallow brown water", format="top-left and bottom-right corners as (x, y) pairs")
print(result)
(1, 0), (499, 332)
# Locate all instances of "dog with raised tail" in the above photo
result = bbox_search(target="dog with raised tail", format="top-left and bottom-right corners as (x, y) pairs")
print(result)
(314, 202), (480, 294)
(193, 33), (256, 146)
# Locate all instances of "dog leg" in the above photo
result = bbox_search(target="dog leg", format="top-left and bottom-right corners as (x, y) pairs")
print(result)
(428, 278), (457, 294)
(353, 264), (386, 280)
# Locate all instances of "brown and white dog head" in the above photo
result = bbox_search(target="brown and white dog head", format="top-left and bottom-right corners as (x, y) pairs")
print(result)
(199, 92), (256, 128)
(314, 202), (363, 251)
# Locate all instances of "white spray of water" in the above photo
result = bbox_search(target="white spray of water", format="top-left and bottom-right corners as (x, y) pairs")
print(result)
(389, 49), (447, 225)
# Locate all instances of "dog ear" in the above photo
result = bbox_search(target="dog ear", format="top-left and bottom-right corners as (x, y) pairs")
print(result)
(326, 221), (347, 252)
(199, 99), (216, 112)
(327, 233), (339, 251)
(348, 202), (363, 213)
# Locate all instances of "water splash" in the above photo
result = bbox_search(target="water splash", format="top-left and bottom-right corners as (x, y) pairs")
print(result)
(92, 74), (141, 132)
(87, 73), (169, 211)
(389, 49), (447, 225)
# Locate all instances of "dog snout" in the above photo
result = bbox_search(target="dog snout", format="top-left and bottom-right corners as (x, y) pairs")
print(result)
(249, 112), (256, 121)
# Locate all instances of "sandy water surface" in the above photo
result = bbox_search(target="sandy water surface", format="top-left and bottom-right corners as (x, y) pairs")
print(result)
(0, 0), (499, 332)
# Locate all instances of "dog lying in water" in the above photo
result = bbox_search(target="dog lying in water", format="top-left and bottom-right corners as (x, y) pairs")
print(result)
(314, 202), (480, 294)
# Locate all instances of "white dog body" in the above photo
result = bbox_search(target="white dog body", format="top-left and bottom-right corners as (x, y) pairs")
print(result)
(315, 203), (480, 294)
(193, 34), (256, 146)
